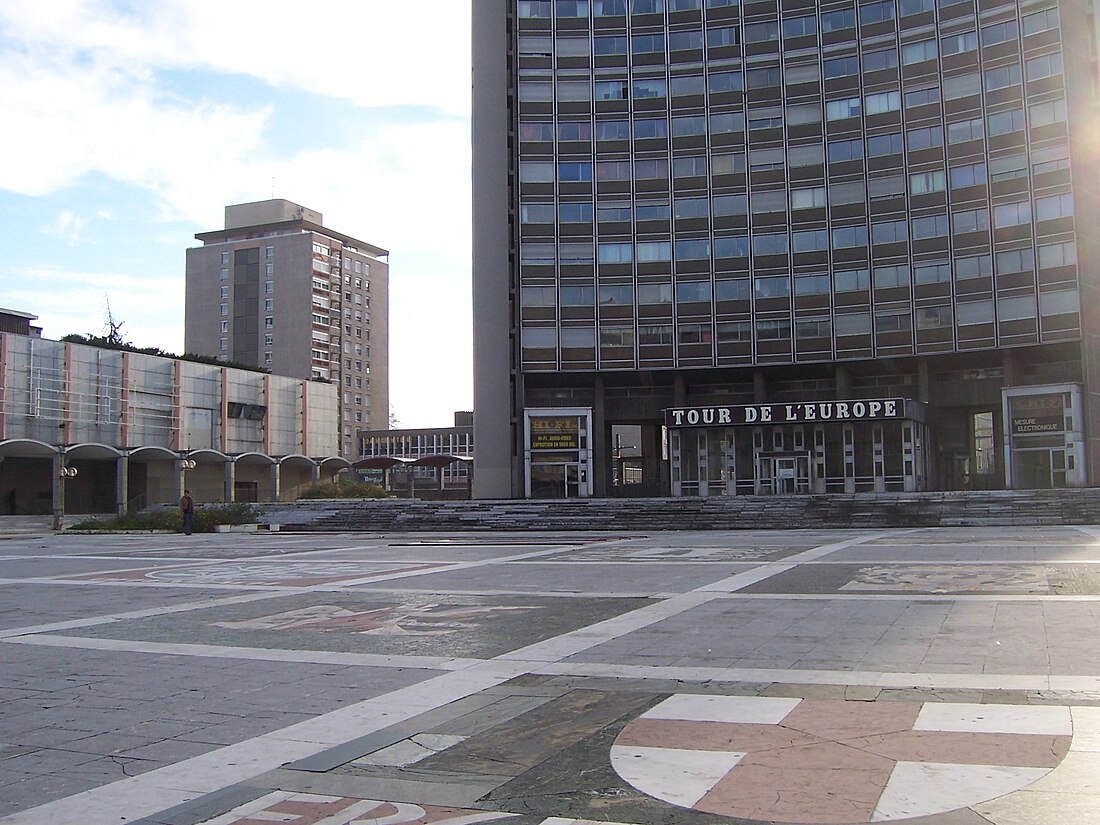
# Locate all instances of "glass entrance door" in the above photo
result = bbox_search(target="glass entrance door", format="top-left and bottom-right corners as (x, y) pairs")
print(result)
(1013, 449), (1066, 489)
(529, 462), (583, 498)
(757, 454), (812, 494)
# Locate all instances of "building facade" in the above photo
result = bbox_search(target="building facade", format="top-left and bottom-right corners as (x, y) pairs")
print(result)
(0, 332), (345, 520)
(185, 199), (389, 459)
(473, 0), (1100, 498)
(358, 411), (474, 497)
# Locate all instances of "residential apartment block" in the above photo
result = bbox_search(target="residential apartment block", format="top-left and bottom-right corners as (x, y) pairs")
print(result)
(473, 0), (1099, 498)
(185, 199), (388, 458)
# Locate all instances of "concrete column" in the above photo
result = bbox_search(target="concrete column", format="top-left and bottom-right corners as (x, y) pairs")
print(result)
(173, 462), (184, 504)
(270, 463), (280, 503)
(753, 370), (767, 404)
(592, 377), (607, 497)
(835, 364), (852, 398)
(116, 457), (128, 517)
(51, 452), (63, 531)
(917, 358), (932, 404)
(224, 462), (235, 502)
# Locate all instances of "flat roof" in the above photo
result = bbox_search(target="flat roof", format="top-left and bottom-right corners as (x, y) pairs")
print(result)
(195, 219), (389, 259)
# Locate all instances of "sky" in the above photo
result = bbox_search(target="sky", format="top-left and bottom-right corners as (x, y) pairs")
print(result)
(0, 0), (473, 430)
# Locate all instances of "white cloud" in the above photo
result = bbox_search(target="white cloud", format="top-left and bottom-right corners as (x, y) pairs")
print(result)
(41, 210), (90, 245)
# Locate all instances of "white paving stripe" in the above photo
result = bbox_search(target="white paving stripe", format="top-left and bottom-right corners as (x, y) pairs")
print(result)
(2, 634), (482, 671)
(642, 694), (801, 724)
(914, 703), (1073, 736)
(871, 762), (1051, 822)
(610, 745), (746, 807)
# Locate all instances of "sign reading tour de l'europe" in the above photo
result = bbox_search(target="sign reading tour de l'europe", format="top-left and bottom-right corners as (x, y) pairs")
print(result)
(664, 398), (920, 428)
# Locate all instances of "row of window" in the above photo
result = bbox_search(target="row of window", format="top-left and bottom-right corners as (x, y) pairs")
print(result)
(520, 290), (1081, 349)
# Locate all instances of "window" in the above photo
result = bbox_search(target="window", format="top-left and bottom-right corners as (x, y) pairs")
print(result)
(826, 97), (862, 121)
(265, 280), (274, 294)
(674, 197), (709, 219)
(1023, 7), (1059, 36)
(670, 75), (705, 97)
(707, 27), (738, 47)
(944, 73), (982, 100)
(632, 33), (664, 54)
(950, 162), (986, 188)
(219, 303), (228, 317)
(916, 306), (952, 330)
(867, 132), (904, 156)
(832, 225), (869, 248)
(715, 279), (750, 300)
(220, 267), (228, 281)
(864, 48), (898, 72)
(902, 40), (937, 64)
(560, 243), (594, 264)
(670, 115), (704, 137)
(678, 323), (712, 345)
(871, 220), (906, 245)
(864, 90), (901, 115)
(600, 326), (634, 348)
(997, 295), (1036, 321)
(996, 248), (1034, 274)
(264, 317), (274, 329)
(639, 157), (672, 178)
(219, 321), (228, 333)
(519, 122), (554, 142)
(521, 287), (556, 307)
(558, 161), (592, 181)
(875, 310), (911, 332)
(1035, 193), (1074, 221)
(835, 268), (870, 292)
(981, 20), (1018, 47)
(633, 117), (664, 139)
(636, 202), (671, 220)
(559, 202), (593, 223)
(754, 276), (790, 299)
(596, 120), (629, 140)
(219, 338), (227, 352)
(677, 281), (711, 302)
(791, 186), (826, 209)
(835, 312), (871, 335)
(793, 228), (829, 253)
(557, 1), (590, 17)
(796, 319), (832, 339)
(717, 321), (752, 343)
(594, 35), (628, 55)
(520, 161), (554, 183)
(265, 334), (274, 346)
(1030, 98), (1067, 128)
(794, 274), (830, 295)
(860, 1), (894, 25)
(669, 30), (702, 51)
(714, 236), (750, 258)
(633, 78), (667, 99)
(1026, 53), (1063, 82)
(752, 233), (788, 256)
(596, 160), (631, 181)
(598, 242), (633, 264)
(824, 56), (859, 79)
(957, 300), (994, 325)
(989, 154), (1027, 183)
(593, 0), (626, 12)
(520, 243), (555, 265)
(265, 298), (274, 311)
(520, 204), (555, 227)
(899, 0), (934, 15)
(830, 180), (865, 206)
(220, 286), (229, 299)
(909, 170), (945, 195)
(518, 1), (551, 16)
(874, 264), (909, 288)
(993, 201), (1031, 228)
(821, 8), (855, 32)
(675, 239), (711, 260)
(788, 144), (824, 167)
(746, 67), (782, 89)
(952, 207), (989, 233)
(709, 112), (746, 135)
(947, 117), (983, 144)
(638, 324), (673, 345)
(560, 328), (595, 348)
(599, 284), (633, 304)
(987, 107), (1025, 136)
(914, 262), (950, 284)
(756, 319), (791, 340)
(907, 125), (942, 151)
(955, 254), (992, 280)
(561, 286), (595, 305)
(637, 241), (672, 262)
(265, 246), (274, 259)
(984, 63), (1021, 92)
(220, 251), (229, 264)
(1038, 241), (1076, 269)
(782, 16), (816, 38)
(744, 21), (779, 42)
(638, 284), (673, 304)
(708, 70), (743, 93)
(905, 86), (939, 108)
(595, 80), (628, 100)
(558, 122), (592, 141)
(942, 31), (977, 55)
(911, 214), (948, 239)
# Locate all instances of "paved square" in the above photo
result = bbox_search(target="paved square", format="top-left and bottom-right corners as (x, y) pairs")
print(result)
(1, 526), (1099, 825)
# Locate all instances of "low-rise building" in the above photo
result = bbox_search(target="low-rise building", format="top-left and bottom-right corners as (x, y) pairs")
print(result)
(0, 332), (345, 521)
(358, 412), (473, 497)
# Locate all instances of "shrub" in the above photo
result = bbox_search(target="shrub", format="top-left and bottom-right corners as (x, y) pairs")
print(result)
(297, 479), (388, 500)
(70, 502), (262, 533)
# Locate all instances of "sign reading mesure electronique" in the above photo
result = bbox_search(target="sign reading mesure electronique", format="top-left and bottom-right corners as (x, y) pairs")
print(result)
(664, 398), (922, 428)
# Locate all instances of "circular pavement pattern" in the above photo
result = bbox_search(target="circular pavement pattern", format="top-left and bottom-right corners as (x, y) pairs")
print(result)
(610, 695), (1072, 824)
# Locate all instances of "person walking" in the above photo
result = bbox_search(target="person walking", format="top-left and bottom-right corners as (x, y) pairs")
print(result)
(180, 489), (195, 535)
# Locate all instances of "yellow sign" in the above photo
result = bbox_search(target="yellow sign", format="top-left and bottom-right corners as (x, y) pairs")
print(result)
(530, 417), (579, 450)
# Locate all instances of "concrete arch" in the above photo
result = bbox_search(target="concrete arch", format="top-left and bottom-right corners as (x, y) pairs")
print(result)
(0, 438), (58, 458)
(66, 443), (125, 461)
(232, 452), (277, 503)
(279, 454), (319, 502)
(188, 449), (232, 464)
(0, 439), (57, 516)
(128, 446), (181, 462)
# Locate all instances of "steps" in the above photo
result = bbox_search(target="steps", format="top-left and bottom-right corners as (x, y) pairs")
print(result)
(268, 489), (1100, 533)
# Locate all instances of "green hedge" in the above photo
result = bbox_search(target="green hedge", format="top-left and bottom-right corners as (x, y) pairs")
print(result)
(297, 479), (388, 500)
(71, 503), (261, 533)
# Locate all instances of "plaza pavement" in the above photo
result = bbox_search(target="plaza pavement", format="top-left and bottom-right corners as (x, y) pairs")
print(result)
(0, 526), (1099, 824)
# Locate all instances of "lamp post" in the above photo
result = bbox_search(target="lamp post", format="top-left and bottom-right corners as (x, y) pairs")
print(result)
(52, 446), (77, 531)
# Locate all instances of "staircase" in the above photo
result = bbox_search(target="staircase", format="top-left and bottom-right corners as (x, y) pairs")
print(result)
(268, 489), (1100, 533)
